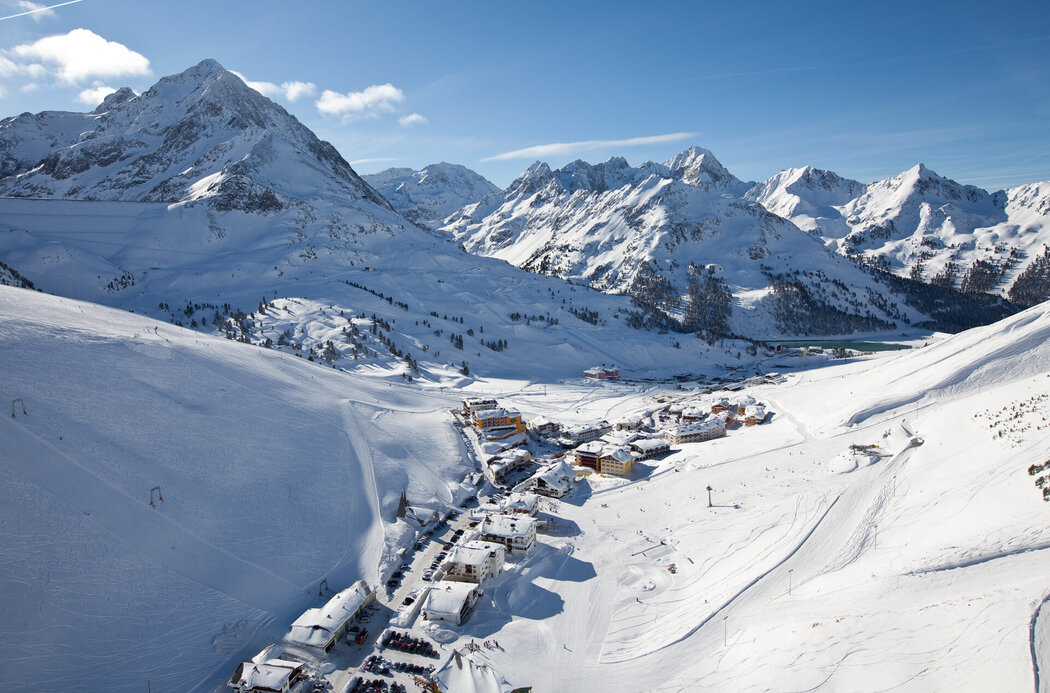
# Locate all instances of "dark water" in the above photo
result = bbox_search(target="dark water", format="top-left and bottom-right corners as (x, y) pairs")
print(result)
(774, 340), (911, 352)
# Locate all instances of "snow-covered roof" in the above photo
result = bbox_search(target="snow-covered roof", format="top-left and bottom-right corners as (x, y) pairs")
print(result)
(286, 580), (372, 648)
(491, 447), (530, 463)
(481, 514), (536, 539)
(232, 658), (302, 692)
(561, 420), (610, 435)
(479, 433), (527, 456)
(501, 492), (538, 512)
(632, 437), (670, 452)
(448, 540), (504, 567)
(575, 440), (605, 455)
(667, 417), (725, 437)
(603, 447), (634, 464)
(422, 581), (480, 617)
(602, 429), (641, 446)
(475, 407), (520, 420)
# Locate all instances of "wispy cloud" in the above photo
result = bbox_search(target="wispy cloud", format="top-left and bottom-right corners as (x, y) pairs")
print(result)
(316, 83), (404, 117)
(349, 156), (402, 166)
(231, 70), (316, 101)
(483, 132), (696, 162)
(0, 0), (81, 22)
(6, 28), (149, 83)
(398, 112), (427, 127)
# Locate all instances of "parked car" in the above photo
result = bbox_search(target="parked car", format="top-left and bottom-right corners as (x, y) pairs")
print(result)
(422, 571), (433, 581)
(402, 596), (415, 606)
(453, 528), (465, 536)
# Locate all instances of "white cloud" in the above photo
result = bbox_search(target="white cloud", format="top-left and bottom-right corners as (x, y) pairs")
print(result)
(282, 80), (315, 101)
(315, 83), (404, 117)
(231, 70), (316, 101)
(399, 112), (428, 127)
(7, 28), (150, 84)
(77, 83), (115, 106)
(483, 132), (697, 162)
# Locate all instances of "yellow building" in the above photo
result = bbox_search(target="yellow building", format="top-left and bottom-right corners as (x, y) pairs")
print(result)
(597, 447), (636, 477)
(473, 407), (525, 434)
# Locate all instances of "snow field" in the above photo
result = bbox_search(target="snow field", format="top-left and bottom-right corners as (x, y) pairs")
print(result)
(0, 286), (469, 693)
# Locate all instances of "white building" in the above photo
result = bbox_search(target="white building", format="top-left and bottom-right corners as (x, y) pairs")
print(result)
(664, 415), (727, 444)
(630, 437), (671, 460)
(479, 514), (537, 554)
(500, 492), (539, 516)
(444, 540), (505, 584)
(229, 646), (304, 693)
(557, 421), (612, 447)
(285, 580), (374, 652)
(462, 397), (498, 416)
(487, 447), (532, 484)
(523, 460), (576, 498)
(421, 581), (483, 625)
(527, 416), (561, 438)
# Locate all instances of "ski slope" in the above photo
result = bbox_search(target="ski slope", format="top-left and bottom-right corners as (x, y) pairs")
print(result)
(445, 303), (1050, 691)
(0, 286), (469, 692)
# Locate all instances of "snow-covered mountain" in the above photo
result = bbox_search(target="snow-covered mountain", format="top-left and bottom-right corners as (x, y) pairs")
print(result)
(747, 164), (1050, 303)
(0, 63), (777, 380)
(439, 147), (1012, 337)
(363, 162), (499, 228)
(0, 59), (390, 212)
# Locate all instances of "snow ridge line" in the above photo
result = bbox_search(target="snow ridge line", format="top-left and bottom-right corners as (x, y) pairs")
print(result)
(905, 542), (1050, 577)
(640, 492), (841, 658)
(1031, 591), (1050, 693)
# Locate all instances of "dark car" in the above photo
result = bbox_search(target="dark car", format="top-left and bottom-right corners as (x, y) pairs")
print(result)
(402, 596), (415, 605)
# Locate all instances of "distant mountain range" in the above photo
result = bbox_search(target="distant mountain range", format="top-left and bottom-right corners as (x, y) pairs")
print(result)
(363, 163), (499, 228)
(745, 164), (1050, 301)
(0, 59), (1042, 345)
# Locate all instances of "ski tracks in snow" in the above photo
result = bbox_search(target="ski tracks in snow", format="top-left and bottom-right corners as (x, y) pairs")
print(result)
(5, 419), (301, 611)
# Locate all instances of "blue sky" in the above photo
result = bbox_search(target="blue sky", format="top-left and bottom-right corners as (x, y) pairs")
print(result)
(0, 0), (1048, 190)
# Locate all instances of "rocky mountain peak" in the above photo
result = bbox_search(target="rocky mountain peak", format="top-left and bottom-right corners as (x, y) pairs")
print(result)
(91, 87), (137, 114)
(663, 145), (741, 191)
(0, 59), (392, 212)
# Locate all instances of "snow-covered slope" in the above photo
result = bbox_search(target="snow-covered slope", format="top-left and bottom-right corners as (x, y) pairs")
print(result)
(5, 255), (1050, 693)
(0, 285), (471, 693)
(440, 147), (959, 337)
(363, 162), (499, 228)
(470, 300), (1050, 692)
(747, 164), (1050, 301)
(743, 165), (865, 236)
